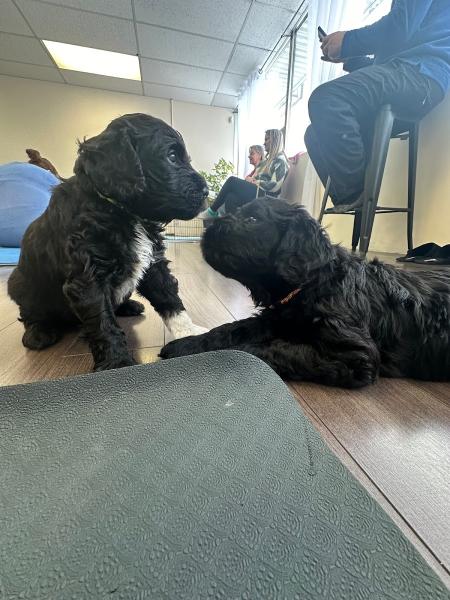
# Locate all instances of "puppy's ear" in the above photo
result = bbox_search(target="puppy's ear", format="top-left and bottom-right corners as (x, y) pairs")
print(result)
(75, 126), (145, 199)
(274, 205), (334, 283)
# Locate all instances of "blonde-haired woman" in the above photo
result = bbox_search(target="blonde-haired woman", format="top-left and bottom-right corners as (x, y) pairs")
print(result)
(199, 129), (289, 218)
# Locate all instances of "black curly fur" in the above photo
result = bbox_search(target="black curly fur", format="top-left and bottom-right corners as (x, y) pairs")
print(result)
(8, 113), (208, 371)
(160, 197), (450, 388)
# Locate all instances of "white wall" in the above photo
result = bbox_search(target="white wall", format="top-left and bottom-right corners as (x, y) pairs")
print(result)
(172, 101), (234, 174)
(0, 75), (234, 178)
(322, 93), (450, 254)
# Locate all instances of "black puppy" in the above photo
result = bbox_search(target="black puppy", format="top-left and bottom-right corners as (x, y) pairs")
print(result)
(161, 198), (450, 388)
(8, 113), (208, 371)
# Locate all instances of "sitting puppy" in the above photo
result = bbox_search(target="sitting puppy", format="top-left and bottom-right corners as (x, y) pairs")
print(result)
(9, 113), (208, 371)
(161, 198), (450, 388)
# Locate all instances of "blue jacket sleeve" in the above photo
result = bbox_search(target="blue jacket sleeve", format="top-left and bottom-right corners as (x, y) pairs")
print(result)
(341, 0), (435, 58)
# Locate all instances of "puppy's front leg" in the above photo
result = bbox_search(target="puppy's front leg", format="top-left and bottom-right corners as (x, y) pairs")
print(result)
(137, 258), (207, 338)
(63, 277), (135, 372)
(237, 331), (380, 388)
(159, 316), (273, 359)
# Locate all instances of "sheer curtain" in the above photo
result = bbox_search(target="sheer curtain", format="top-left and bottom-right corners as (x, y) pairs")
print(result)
(295, 0), (364, 216)
(236, 0), (365, 208)
(237, 71), (284, 177)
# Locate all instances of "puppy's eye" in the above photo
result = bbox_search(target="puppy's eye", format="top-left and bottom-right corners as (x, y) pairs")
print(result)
(168, 151), (177, 163)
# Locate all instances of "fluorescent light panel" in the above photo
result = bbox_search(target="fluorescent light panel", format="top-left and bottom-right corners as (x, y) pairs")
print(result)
(43, 40), (141, 80)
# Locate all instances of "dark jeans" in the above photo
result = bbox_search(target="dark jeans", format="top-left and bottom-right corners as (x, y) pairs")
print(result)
(304, 60), (444, 205)
(211, 176), (258, 214)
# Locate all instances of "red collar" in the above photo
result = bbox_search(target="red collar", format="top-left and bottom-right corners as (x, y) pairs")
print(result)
(270, 288), (301, 309)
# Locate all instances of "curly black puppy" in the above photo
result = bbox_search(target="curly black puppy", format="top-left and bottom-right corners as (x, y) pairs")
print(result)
(8, 113), (209, 371)
(161, 198), (450, 388)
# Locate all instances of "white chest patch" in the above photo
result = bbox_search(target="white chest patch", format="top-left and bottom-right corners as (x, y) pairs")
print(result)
(114, 223), (155, 305)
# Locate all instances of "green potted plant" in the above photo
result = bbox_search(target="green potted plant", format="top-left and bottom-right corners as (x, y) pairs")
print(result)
(199, 158), (234, 206)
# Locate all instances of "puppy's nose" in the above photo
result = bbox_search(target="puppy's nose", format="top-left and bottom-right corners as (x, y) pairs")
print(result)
(201, 186), (209, 199)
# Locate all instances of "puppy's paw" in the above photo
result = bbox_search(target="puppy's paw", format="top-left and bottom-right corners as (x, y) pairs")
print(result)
(164, 310), (208, 340)
(22, 323), (62, 350)
(159, 337), (198, 359)
(94, 355), (137, 372)
(116, 299), (145, 317)
(186, 323), (208, 336)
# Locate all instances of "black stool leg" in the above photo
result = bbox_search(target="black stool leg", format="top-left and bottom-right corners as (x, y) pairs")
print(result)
(407, 122), (419, 251)
(351, 211), (362, 251)
(318, 176), (331, 224)
(360, 105), (395, 256)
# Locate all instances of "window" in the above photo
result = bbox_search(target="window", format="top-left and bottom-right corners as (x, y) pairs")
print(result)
(283, 12), (309, 155)
(264, 37), (292, 130)
(262, 7), (309, 146)
(238, 0), (393, 171)
(290, 18), (309, 110)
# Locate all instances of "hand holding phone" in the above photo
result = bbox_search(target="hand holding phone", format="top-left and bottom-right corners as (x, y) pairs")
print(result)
(319, 30), (346, 62)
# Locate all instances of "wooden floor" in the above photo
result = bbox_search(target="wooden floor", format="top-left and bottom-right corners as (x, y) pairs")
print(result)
(0, 243), (449, 586)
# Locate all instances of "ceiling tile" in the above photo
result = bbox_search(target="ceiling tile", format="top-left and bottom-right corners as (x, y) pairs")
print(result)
(134, 0), (250, 42)
(212, 93), (238, 109)
(217, 73), (246, 95)
(38, 0), (133, 19)
(137, 23), (232, 71)
(15, 0), (137, 54)
(228, 44), (269, 75)
(0, 33), (54, 66)
(141, 58), (221, 92)
(0, 0), (33, 35)
(62, 70), (143, 94)
(0, 59), (64, 82)
(239, 3), (293, 50)
(144, 82), (213, 105)
(256, 0), (301, 11)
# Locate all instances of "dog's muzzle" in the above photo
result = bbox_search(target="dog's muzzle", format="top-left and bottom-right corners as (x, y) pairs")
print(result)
(188, 186), (209, 210)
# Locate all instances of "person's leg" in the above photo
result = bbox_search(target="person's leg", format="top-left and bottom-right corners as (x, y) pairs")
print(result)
(304, 124), (329, 189)
(225, 185), (258, 214)
(209, 176), (237, 211)
(305, 61), (444, 207)
(305, 121), (372, 195)
(201, 176), (257, 218)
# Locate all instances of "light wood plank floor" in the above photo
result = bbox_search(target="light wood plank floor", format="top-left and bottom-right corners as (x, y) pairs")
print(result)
(0, 243), (449, 586)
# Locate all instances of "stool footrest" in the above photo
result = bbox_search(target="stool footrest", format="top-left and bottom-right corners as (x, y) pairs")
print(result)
(375, 207), (410, 213)
(324, 206), (411, 216)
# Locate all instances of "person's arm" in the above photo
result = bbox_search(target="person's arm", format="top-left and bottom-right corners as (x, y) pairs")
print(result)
(321, 54), (375, 71)
(343, 56), (374, 72)
(255, 157), (289, 195)
(341, 0), (435, 58)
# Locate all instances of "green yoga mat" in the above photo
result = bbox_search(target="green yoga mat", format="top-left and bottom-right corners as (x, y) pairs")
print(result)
(0, 351), (448, 599)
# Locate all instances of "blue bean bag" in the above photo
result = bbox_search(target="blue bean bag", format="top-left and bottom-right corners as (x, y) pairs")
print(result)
(0, 162), (59, 248)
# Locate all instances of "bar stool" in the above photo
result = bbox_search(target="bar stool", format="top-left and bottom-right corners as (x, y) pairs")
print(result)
(318, 104), (420, 255)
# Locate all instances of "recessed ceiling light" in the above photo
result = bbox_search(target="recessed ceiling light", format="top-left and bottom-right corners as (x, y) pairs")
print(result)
(42, 40), (141, 80)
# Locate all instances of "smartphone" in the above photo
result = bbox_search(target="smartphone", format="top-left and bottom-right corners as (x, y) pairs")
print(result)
(318, 26), (327, 42)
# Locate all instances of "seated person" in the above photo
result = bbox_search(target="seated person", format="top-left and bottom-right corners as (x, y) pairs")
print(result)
(199, 129), (290, 218)
(305, 0), (450, 211)
(0, 161), (59, 247)
(247, 144), (264, 177)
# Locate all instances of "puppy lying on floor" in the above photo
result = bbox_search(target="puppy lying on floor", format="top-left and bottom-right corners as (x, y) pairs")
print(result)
(160, 198), (450, 388)
(9, 113), (208, 371)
